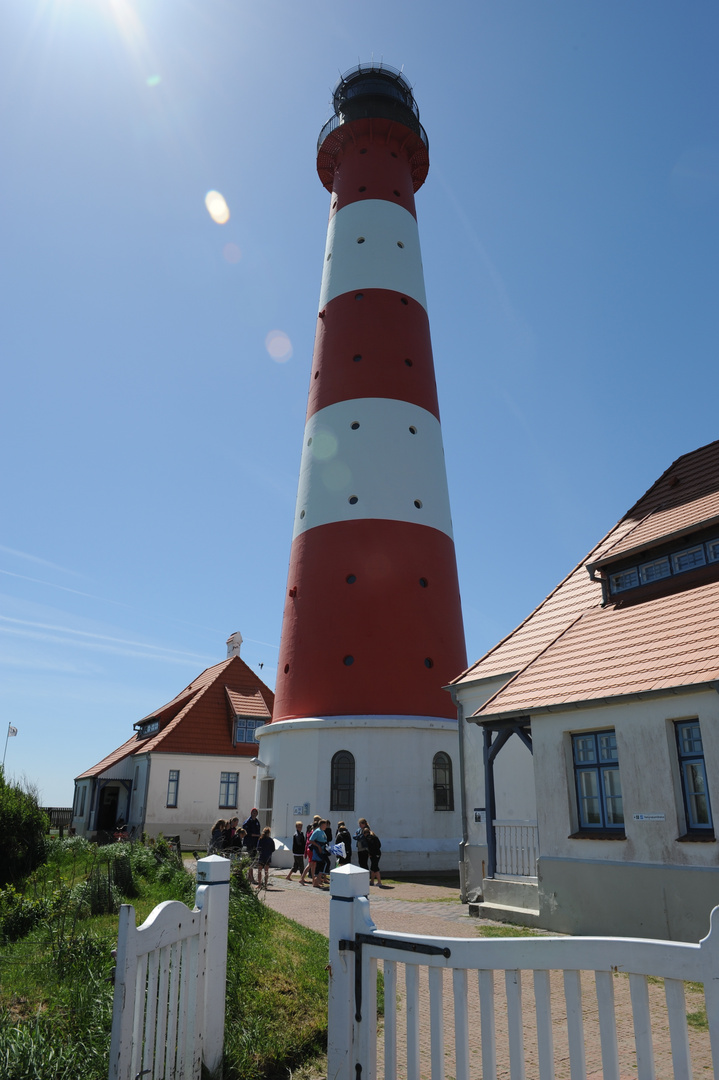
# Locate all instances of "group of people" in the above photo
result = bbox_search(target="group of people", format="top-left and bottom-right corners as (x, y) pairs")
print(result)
(209, 807), (275, 886)
(209, 810), (382, 889)
(286, 816), (383, 888)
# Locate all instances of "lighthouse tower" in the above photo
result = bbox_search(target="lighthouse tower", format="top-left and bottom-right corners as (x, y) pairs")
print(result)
(256, 64), (467, 870)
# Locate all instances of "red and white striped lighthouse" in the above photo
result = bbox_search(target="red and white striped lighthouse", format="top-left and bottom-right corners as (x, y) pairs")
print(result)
(257, 65), (466, 867)
(275, 63), (466, 721)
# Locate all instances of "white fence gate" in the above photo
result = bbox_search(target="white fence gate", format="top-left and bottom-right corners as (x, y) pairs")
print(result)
(328, 864), (719, 1080)
(494, 819), (539, 877)
(108, 854), (230, 1080)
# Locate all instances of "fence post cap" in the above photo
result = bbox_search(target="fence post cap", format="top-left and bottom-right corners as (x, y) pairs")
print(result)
(196, 854), (231, 883)
(330, 863), (370, 898)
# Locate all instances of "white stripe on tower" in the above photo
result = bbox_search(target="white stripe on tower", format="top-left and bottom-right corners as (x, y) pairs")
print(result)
(274, 64), (466, 723)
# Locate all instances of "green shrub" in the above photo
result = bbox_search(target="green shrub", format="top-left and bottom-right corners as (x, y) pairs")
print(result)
(0, 770), (49, 887)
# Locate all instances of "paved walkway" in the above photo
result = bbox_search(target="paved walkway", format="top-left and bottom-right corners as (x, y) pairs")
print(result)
(259, 869), (712, 1080)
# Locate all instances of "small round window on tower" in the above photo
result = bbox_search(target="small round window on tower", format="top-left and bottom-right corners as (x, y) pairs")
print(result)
(348, 495), (359, 505)
(355, 293), (364, 300)
(424, 657), (434, 669)
(409, 426), (417, 435)
(346, 574), (357, 584)
(357, 237), (365, 244)
(414, 499), (423, 509)
(405, 358), (413, 367)
(358, 186), (366, 193)
(360, 148), (368, 155)
(343, 655), (355, 666)
(314, 371), (319, 380)
(394, 189), (401, 197)
(351, 421), (360, 430)
(397, 241), (404, 248)
(353, 354), (362, 362)
(400, 297), (409, 306)
(419, 577), (429, 588)
(284, 664), (290, 674)
(300, 510), (306, 519)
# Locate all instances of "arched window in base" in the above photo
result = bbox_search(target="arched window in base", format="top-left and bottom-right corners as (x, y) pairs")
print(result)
(433, 751), (454, 811)
(331, 750), (355, 812)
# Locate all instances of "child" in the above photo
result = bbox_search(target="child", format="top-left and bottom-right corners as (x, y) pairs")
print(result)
(364, 826), (382, 887)
(286, 821), (306, 880)
(256, 826), (275, 887)
(335, 821), (352, 865)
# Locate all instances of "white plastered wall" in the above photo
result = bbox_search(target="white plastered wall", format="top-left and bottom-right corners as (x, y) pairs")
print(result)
(532, 687), (719, 938)
(142, 753), (258, 849)
(256, 716), (462, 872)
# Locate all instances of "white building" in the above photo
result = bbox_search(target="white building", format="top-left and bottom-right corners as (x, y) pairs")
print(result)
(73, 636), (273, 848)
(452, 440), (719, 940)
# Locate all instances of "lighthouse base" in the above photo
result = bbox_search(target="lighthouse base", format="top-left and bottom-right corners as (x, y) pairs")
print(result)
(255, 715), (461, 873)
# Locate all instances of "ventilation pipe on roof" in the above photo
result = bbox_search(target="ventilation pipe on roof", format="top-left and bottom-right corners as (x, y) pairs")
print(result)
(226, 631), (243, 658)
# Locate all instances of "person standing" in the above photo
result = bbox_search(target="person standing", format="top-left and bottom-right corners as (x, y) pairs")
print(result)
(364, 826), (382, 887)
(309, 819), (329, 887)
(354, 817), (369, 870)
(335, 821), (352, 865)
(256, 826), (275, 887)
(243, 808), (261, 884)
(286, 821), (306, 880)
(300, 816), (321, 885)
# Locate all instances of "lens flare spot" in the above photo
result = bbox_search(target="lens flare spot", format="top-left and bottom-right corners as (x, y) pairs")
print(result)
(311, 430), (338, 461)
(265, 330), (293, 362)
(322, 461), (351, 492)
(146, 75), (161, 87)
(223, 242), (242, 264)
(205, 190), (230, 225)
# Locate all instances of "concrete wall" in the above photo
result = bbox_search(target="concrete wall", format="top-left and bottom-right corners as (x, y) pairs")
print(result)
(257, 715), (462, 871)
(539, 856), (719, 941)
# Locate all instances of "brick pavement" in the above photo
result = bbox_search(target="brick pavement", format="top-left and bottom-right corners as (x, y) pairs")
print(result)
(260, 870), (713, 1080)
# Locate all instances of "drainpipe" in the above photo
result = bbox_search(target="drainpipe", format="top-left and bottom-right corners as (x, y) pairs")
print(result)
(450, 688), (469, 903)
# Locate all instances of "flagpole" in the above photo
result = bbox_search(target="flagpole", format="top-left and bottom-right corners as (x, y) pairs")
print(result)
(2, 723), (16, 769)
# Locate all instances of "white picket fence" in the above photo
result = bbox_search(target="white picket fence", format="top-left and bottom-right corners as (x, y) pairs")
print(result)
(108, 854), (230, 1080)
(328, 864), (719, 1080)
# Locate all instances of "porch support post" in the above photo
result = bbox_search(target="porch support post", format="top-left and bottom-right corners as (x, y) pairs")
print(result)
(483, 726), (498, 879)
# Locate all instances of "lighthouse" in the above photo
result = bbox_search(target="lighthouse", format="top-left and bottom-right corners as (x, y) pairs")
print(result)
(256, 64), (467, 870)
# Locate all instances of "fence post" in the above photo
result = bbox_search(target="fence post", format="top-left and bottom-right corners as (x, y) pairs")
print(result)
(328, 864), (371, 1080)
(195, 854), (231, 1078)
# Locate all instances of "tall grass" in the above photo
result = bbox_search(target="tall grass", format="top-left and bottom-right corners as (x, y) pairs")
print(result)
(0, 840), (328, 1080)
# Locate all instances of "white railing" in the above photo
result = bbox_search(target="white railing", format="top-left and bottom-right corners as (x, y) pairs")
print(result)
(494, 818), (539, 877)
(328, 864), (719, 1080)
(108, 854), (230, 1080)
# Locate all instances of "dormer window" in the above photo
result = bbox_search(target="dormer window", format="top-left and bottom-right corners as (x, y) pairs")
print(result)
(138, 719), (159, 738)
(609, 569), (638, 594)
(607, 536), (719, 596)
(235, 717), (261, 745)
(671, 545), (705, 574)
(638, 556), (670, 585)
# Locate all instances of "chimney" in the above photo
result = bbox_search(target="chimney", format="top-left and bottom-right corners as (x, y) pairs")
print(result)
(226, 631), (243, 658)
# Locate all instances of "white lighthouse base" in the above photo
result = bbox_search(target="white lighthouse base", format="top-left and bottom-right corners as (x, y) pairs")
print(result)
(255, 715), (461, 873)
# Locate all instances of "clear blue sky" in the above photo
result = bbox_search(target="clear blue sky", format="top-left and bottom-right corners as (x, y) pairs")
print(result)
(2, 1), (717, 804)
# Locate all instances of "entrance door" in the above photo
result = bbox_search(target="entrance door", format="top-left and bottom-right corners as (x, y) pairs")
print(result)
(98, 786), (119, 831)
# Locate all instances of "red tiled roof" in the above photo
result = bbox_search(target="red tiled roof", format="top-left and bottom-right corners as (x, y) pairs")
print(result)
(76, 655), (275, 779)
(226, 687), (271, 719)
(75, 733), (139, 780)
(591, 440), (719, 566)
(453, 439), (719, 717)
(473, 580), (719, 719)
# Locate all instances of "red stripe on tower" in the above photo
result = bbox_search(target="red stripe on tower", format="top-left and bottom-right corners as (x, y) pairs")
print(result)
(274, 64), (466, 723)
